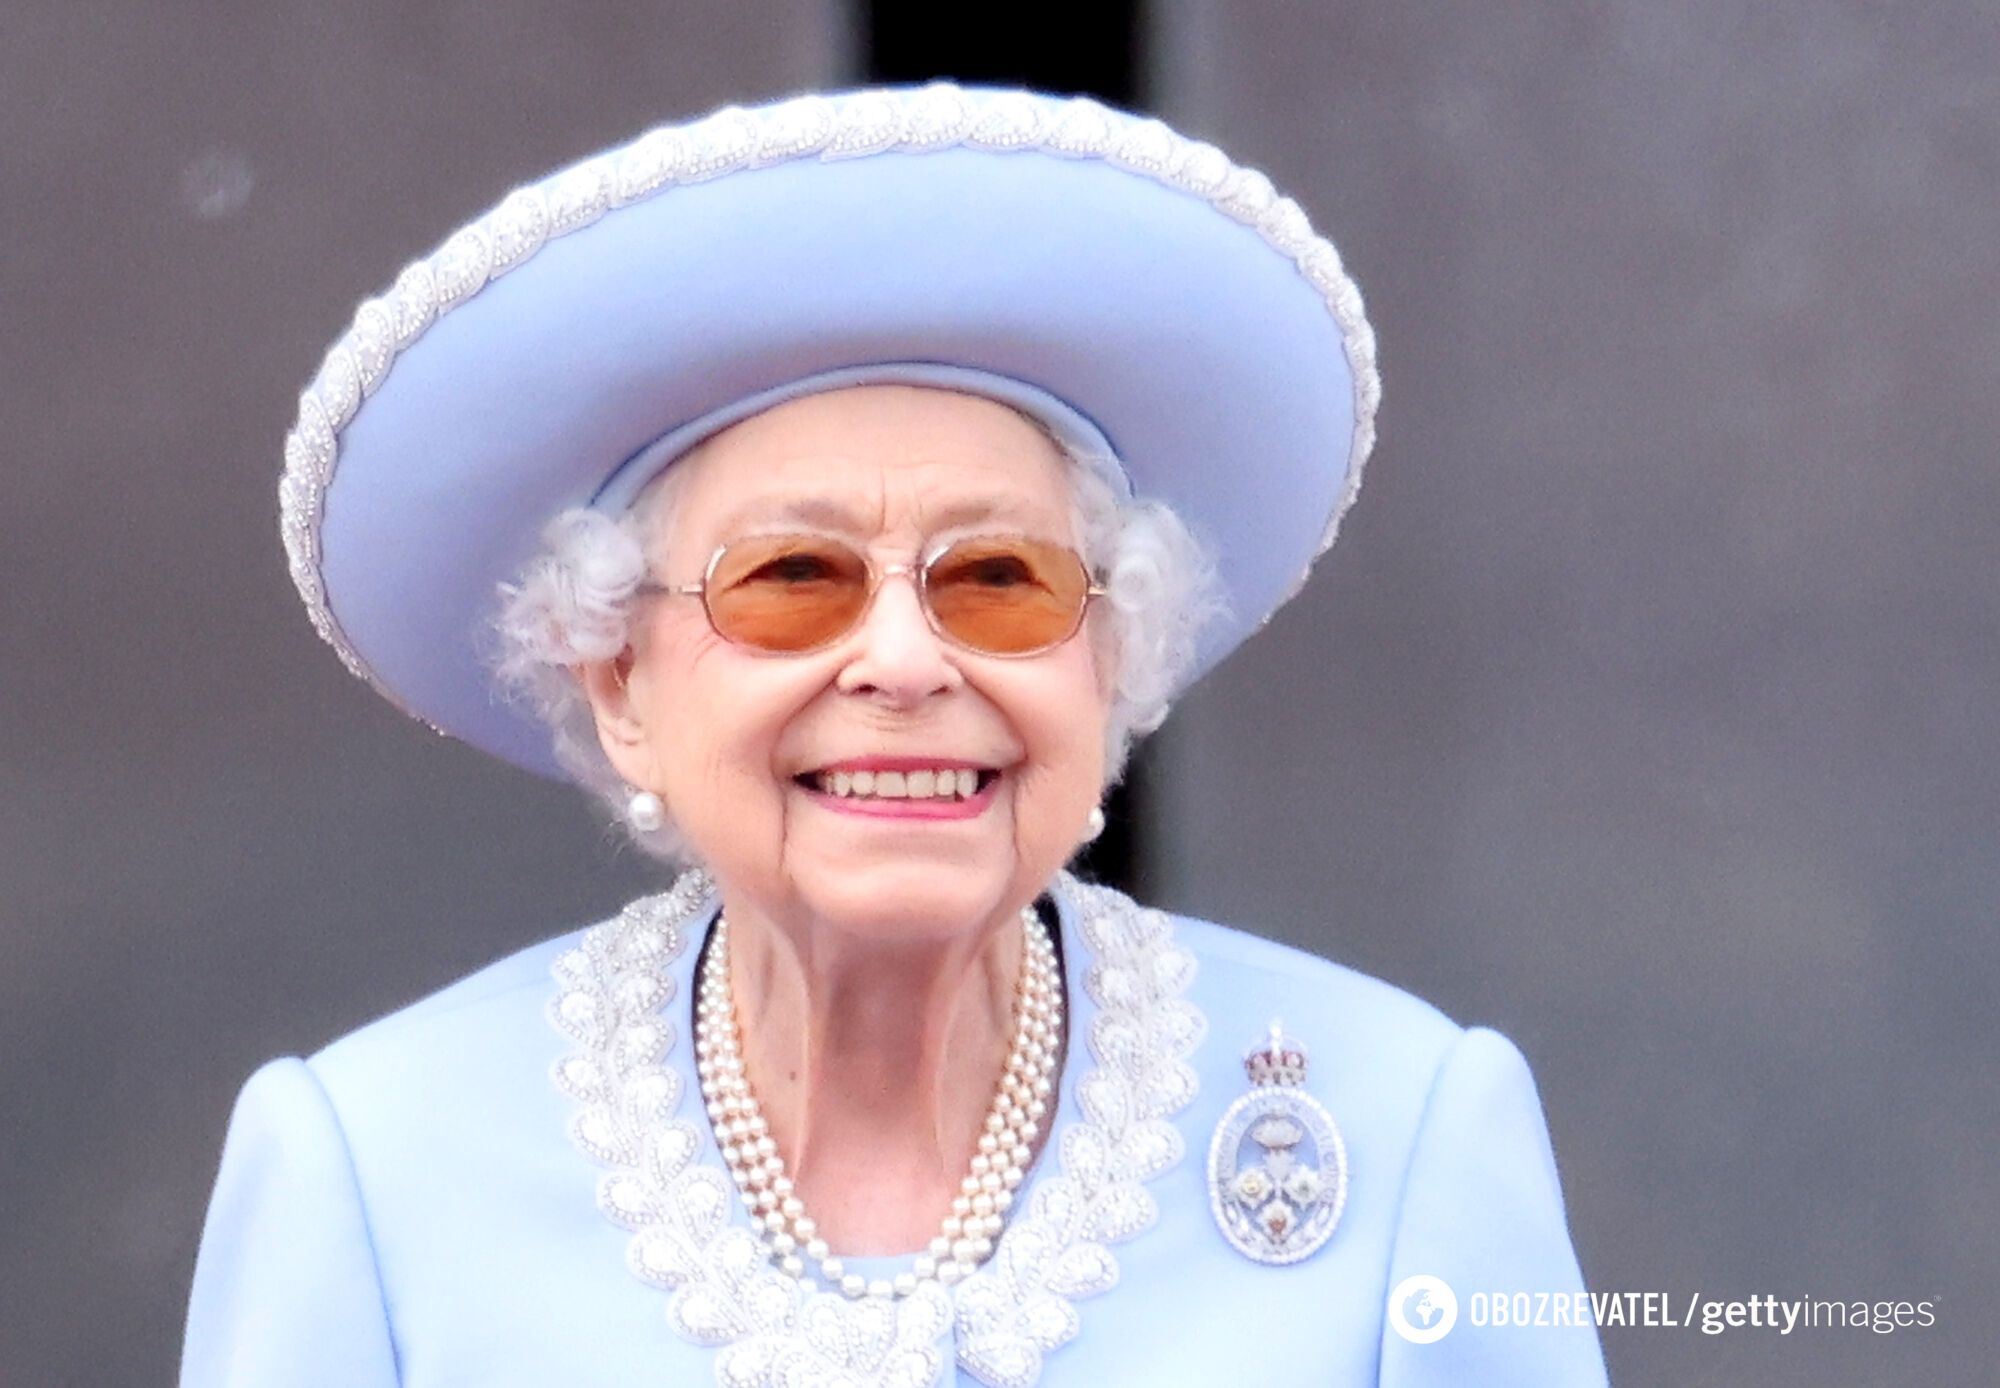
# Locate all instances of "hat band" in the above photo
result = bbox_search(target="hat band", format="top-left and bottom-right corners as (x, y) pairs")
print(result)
(588, 362), (1131, 516)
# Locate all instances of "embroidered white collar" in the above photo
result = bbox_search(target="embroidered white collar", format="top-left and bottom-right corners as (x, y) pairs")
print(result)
(548, 870), (1205, 1388)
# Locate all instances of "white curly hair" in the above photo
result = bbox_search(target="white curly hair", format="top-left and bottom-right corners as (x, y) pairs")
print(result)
(492, 426), (1224, 861)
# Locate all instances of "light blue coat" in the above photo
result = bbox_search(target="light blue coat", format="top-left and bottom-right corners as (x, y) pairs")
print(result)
(183, 883), (1607, 1385)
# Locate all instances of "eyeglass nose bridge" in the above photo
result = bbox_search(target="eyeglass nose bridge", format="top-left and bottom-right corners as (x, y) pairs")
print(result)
(853, 557), (953, 652)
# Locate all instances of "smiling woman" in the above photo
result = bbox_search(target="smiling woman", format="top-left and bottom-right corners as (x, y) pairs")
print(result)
(496, 386), (1208, 1267)
(184, 86), (1607, 1386)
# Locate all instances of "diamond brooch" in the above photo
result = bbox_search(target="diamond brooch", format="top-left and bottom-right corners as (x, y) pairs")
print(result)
(1207, 1021), (1349, 1265)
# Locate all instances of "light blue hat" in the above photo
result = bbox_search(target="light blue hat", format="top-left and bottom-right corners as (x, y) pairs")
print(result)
(279, 84), (1381, 778)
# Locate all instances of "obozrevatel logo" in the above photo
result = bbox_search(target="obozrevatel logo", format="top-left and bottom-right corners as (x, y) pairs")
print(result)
(1388, 1274), (1459, 1344)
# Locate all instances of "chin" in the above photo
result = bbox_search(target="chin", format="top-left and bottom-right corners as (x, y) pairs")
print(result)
(785, 856), (1029, 944)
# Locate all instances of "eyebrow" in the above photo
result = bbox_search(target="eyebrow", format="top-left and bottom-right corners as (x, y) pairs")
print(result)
(708, 490), (1060, 538)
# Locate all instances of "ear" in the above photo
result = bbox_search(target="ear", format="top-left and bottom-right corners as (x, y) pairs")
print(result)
(573, 648), (658, 787)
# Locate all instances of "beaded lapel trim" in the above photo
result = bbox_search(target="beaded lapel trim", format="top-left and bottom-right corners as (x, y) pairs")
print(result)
(548, 871), (1205, 1388)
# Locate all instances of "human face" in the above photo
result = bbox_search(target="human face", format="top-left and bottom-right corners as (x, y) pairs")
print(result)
(592, 384), (1112, 942)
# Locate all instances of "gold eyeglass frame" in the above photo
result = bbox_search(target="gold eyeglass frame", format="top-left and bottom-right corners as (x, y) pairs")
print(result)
(635, 533), (1109, 658)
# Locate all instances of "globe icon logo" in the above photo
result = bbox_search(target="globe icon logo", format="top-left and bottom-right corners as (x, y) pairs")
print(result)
(1404, 1287), (1441, 1328)
(1388, 1274), (1459, 1344)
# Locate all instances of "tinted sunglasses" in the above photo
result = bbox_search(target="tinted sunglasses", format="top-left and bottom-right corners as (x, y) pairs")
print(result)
(639, 532), (1106, 657)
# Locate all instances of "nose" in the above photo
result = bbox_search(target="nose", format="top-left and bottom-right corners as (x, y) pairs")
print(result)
(834, 568), (961, 706)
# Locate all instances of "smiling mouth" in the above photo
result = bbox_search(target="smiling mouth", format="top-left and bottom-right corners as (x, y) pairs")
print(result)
(793, 766), (1003, 802)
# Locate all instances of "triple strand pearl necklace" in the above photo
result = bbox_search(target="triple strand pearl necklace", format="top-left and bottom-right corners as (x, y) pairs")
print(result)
(693, 907), (1064, 1302)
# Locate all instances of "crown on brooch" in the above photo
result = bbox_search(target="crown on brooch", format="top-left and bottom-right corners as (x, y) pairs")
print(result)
(1244, 1020), (1309, 1087)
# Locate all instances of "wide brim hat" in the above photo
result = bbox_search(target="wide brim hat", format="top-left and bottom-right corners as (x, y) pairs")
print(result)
(280, 84), (1381, 779)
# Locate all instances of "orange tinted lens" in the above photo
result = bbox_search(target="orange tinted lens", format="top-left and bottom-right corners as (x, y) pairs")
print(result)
(924, 537), (1092, 654)
(704, 534), (871, 651)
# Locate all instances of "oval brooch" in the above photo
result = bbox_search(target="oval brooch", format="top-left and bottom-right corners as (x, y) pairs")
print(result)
(1207, 1021), (1350, 1265)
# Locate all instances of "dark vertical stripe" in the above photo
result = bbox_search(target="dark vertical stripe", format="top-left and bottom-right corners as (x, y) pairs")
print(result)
(861, 2), (1145, 102)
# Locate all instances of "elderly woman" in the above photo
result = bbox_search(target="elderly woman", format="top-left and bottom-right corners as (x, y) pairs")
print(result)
(184, 86), (1607, 1386)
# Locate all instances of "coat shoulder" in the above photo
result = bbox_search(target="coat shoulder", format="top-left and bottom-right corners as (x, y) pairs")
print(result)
(307, 927), (585, 1101)
(1156, 907), (1478, 1163)
(1168, 910), (1464, 1062)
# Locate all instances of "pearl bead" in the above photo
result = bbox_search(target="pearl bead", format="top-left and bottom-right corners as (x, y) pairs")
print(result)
(868, 1278), (894, 1300)
(820, 1256), (844, 1280)
(841, 1274), (866, 1299)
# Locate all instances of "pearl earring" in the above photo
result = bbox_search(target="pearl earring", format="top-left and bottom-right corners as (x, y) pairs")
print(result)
(1084, 806), (1106, 842)
(626, 789), (666, 833)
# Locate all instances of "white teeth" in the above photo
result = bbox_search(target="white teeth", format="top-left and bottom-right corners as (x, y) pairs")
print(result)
(811, 766), (987, 800)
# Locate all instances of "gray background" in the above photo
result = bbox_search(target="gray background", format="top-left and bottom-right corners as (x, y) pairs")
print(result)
(2, 1), (1991, 1383)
